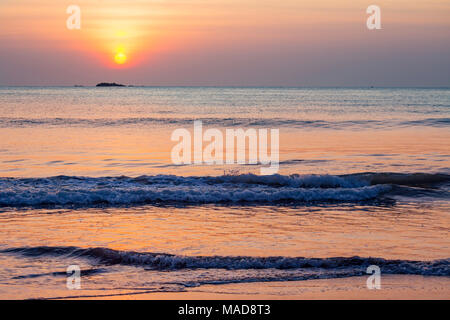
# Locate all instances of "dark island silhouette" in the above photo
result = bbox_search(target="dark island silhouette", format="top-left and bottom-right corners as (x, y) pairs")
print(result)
(96, 82), (125, 87)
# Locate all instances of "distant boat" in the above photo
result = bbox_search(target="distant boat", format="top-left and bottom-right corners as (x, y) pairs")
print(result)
(96, 82), (125, 87)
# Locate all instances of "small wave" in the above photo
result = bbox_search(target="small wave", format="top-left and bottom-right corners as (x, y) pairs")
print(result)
(403, 118), (450, 127)
(11, 268), (107, 279)
(0, 173), (448, 207)
(2, 246), (449, 276)
(345, 172), (450, 187)
(0, 117), (449, 129)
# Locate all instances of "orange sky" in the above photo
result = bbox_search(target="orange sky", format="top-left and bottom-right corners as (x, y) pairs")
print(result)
(1, 0), (449, 86)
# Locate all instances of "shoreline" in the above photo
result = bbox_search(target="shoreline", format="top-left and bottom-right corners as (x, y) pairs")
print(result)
(61, 275), (450, 300)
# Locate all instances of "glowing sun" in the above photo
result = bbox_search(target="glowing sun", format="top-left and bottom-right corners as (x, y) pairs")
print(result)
(114, 52), (127, 64)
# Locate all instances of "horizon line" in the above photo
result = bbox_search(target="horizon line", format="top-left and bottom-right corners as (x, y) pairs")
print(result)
(1, 85), (450, 89)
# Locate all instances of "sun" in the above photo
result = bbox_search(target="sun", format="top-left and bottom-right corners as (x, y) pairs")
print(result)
(114, 52), (127, 65)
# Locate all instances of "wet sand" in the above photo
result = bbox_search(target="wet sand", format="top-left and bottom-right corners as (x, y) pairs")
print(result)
(67, 275), (450, 300)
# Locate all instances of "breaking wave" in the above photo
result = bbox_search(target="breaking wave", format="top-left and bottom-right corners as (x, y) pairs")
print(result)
(2, 246), (449, 276)
(0, 173), (448, 207)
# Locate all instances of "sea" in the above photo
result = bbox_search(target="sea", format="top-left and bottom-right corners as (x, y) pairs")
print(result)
(0, 87), (448, 299)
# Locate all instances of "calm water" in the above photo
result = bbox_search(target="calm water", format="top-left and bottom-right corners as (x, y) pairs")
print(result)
(0, 87), (449, 299)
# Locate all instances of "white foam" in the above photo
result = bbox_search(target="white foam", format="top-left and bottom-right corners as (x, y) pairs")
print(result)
(0, 174), (390, 206)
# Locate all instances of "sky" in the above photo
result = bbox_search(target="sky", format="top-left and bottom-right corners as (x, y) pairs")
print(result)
(0, 0), (449, 86)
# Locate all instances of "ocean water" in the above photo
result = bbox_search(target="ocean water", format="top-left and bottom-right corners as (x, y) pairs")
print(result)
(0, 87), (449, 299)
